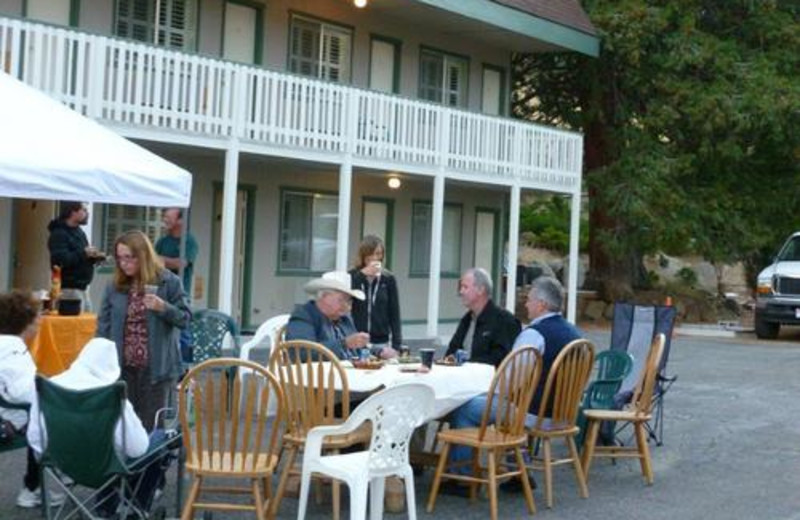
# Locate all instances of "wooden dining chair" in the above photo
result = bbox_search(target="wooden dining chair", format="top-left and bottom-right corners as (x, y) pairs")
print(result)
(580, 333), (666, 485)
(178, 358), (285, 520)
(267, 340), (370, 520)
(526, 338), (595, 508)
(427, 347), (542, 520)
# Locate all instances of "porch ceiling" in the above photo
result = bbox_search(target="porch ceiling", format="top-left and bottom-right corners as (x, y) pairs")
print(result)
(363, 0), (599, 57)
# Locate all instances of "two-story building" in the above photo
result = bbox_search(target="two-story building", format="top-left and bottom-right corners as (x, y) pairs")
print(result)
(0, 0), (597, 336)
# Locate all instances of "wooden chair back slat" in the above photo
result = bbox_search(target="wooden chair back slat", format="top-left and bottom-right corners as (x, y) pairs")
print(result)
(631, 334), (666, 416)
(480, 347), (542, 439)
(535, 339), (595, 427)
(269, 340), (350, 437)
(179, 357), (285, 473)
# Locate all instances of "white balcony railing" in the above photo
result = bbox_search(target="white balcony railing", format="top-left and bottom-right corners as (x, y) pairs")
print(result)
(0, 17), (582, 191)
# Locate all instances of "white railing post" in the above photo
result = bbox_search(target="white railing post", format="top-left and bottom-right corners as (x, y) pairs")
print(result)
(506, 182), (521, 314)
(87, 35), (105, 120)
(426, 108), (451, 339)
(566, 186), (582, 323)
(336, 88), (359, 271)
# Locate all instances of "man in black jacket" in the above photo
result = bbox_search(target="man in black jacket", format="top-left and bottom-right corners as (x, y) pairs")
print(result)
(47, 202), (105, 291)
(446, 267), (520, 367)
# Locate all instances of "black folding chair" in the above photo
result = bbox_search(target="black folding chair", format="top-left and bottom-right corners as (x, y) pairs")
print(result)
(609, 302), (677, 446)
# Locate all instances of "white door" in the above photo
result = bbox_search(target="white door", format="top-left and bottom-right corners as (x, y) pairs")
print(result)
(211, 188), (248, 324)
(482, 67), (503, 116)
(27, 0), (71, 24)
(223, 1), (258, 64)
(369, 39), (396, 93)
(362, 199), (392, 266)
(474, 210), (496, 277)
(12, 199), (56, 291)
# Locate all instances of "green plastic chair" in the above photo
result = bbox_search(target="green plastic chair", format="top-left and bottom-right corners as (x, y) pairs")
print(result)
(35, 377), (173, 519)
(189, 309), (240, 364)
(576, 350), (633, 448)
(0, 395), (30, 454)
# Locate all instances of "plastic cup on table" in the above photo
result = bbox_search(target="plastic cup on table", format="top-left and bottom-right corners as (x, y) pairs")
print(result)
(420, 348), (435, 369)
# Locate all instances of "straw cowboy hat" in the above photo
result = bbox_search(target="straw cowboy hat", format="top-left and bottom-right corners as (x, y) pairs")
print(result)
(304, 271), (365, 300)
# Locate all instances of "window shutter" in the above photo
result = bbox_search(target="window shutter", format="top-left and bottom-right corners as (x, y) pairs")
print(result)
(419, 52), (443, 103)
(290, 18), (320, 77)
(321, 28), (351, 83)
(444, 58), (467, 107)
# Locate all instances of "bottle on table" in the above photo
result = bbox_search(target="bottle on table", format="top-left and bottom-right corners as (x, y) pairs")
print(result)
(50, 265), (61, 314)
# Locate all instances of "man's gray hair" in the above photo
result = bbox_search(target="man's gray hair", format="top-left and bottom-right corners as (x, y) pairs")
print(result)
(530, 276), (564, 312)
(466, 267), (493, 295)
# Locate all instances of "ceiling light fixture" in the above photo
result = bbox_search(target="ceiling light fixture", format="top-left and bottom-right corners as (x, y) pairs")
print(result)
(387, 176), (401, 189)
(354, 0), (368, 8)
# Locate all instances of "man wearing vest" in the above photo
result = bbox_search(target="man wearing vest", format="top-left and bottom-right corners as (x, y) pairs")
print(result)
(502, 275), (582, 492)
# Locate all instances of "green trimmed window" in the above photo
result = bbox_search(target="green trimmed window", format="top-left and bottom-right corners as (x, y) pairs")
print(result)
(102, 205), (162, 253)
(410, 202), (461, 275)
(115, 0), (198, 51)
(279, 190), (338, 273)
(289, 15), (352, 83)
(419, 49), (468, 107)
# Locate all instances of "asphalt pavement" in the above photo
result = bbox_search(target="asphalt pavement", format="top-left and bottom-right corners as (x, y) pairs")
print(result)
(2, 327), (800, 519)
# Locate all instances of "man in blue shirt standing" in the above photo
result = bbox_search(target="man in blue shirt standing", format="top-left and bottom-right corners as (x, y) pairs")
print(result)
(155, 208), (198, 362)
(155, 208), (198, 294)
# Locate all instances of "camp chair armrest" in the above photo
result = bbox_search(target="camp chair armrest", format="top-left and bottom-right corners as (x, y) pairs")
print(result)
(657, 373), (677, 383)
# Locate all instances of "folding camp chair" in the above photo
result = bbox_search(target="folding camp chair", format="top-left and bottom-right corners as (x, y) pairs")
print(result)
(0, 394), (30, 454)
(35, 377), (176, 520)
(609, 303), (677, 445)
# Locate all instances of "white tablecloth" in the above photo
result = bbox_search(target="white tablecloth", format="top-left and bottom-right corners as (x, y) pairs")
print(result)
(344, 362), (495, 418)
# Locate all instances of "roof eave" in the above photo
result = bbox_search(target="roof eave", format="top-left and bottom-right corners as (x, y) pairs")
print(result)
(414, 0), (599, 57)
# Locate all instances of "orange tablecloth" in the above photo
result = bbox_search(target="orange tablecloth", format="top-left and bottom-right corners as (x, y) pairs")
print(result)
(28, 313), (98, 376)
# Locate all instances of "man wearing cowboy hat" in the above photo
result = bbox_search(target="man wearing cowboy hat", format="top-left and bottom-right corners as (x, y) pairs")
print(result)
(286, 271), (396, 360)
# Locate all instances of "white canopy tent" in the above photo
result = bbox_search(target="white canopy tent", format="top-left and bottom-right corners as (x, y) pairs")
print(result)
(0, 71), (192, 206)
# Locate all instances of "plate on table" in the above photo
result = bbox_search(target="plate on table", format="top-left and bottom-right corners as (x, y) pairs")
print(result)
(434, 358), (459, 367)
(398, 363), (422, 372)
(352, 359), (384, 370)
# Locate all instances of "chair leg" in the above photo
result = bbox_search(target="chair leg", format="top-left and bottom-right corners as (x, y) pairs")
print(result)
(542, 438), (553, 508)
(469, 448), (480, 500)
(402, 469), (418, 520)
(369, 476), (386, 520)
(426, 441), (450, 513)
(487, 448), (498, 520)
(252, 478), (266, 520)
(270, 445), (297, 517)
(513, 446), (536, 515)
(181, 477), (202, 520)
(567, 435), (588, 498)
(349, 479), (368, 520)
(635, 422), (654, 485)
(581, 420), (600, 481)
(297, 467), (313, 520)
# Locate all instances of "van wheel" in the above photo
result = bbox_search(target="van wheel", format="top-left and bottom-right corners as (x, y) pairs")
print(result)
(755, 313), (780, 339)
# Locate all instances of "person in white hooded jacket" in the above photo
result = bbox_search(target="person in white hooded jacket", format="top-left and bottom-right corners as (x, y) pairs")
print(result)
(27, 337), (149, 461)
(0, 290), (49, 508)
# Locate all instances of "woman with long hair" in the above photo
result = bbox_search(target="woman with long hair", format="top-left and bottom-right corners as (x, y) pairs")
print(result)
(349, 235), (402, 359)
(97, 230), (190, 430)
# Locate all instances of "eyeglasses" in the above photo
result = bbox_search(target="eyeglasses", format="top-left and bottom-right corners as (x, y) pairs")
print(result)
(116, 254), (138, 265)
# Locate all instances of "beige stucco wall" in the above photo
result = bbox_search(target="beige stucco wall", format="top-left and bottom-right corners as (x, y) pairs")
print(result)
(132, 143), (508, 329)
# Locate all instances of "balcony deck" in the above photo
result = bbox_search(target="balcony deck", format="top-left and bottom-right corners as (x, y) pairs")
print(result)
(0, 17), (582, 194)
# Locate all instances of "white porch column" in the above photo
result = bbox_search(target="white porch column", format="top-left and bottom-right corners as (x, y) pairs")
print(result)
(426, 172), (445, 338)
(505, 183), (521, 314)
(218, 139), (240, 314)
(336, 159), (352, 271)
(566, 190), (581, 323)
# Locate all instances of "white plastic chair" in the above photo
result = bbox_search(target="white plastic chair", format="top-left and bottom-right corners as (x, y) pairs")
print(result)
(238, 313), (289, 414)
(240, 313), (290, 367)
(297, 383), (435, 520)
